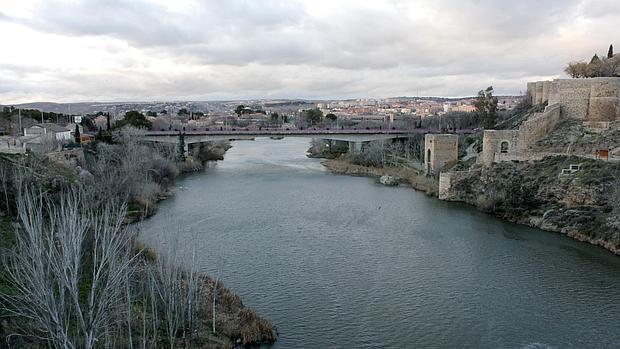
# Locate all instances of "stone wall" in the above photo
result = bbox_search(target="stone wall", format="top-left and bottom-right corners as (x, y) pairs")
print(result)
(438, 171), (464, 200)
(529, 78), (620, 122)
(438, 169), (481, 202)
(588, 79), (620, 121)
(547, 77), (620, 121)
(542, 81), (552, 103)
(424, 134), (458, 174)
(480, 130), (520, 165)
(484, 78), (620, 165)
(519, 103), (561, 145)
(526, 82), (536, 103)
(535, 81), (544, 105)
(528, 80), (553, 105)
(480, 104), (561, 165)
(438, 172), (453, 200)
(548, 79), (597, 119)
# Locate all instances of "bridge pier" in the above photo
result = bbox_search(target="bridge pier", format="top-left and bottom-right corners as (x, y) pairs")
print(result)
(348, 141), (363, 154)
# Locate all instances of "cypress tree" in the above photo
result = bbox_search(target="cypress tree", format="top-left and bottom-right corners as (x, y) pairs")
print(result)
(178, 132), (186, 161)
(608, 44), (614, 59)
(74, 124), (81, 144)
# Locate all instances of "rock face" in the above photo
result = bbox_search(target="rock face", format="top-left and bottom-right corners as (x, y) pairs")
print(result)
(379, 175), (398, 186)
(439, 156), (620, 255)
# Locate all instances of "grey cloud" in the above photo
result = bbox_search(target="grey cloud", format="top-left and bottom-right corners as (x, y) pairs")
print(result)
(0, 0), (619, 102)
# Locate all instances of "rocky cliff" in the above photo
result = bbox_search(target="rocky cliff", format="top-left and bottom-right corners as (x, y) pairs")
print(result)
(441, 156), (620, 254)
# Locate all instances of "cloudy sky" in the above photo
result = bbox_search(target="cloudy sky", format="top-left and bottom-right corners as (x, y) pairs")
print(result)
(0, 0), (618, 103)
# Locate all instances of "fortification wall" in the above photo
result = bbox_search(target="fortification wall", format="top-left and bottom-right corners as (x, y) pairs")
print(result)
(528, 80), (552, 105)
(438, 170), (481, 202)
(535, 81), (544, 105)
(542, 81), (552, 103)
(547, 78), (620, 120)
(527, 82), (536, 103)
(519, 104), (561, 146)
(480, 130), (520, 165)
(548, 79), (596, 119)
(438, 172), (452, 200)
(588, 79), (620, 121)
(530, 78), (620, 120)
(482, 78), (620, 166)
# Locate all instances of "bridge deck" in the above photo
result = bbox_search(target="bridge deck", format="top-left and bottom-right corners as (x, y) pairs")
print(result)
(143, 128), (476, 137)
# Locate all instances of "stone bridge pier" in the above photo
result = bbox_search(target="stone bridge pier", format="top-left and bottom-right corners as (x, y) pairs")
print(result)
(348, 141), (364, 154)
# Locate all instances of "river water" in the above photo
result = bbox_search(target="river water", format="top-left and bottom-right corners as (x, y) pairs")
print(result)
(139, 138), (620, 349)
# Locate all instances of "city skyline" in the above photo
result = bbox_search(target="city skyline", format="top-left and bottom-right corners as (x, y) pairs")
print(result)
(1, 0), (619, 104)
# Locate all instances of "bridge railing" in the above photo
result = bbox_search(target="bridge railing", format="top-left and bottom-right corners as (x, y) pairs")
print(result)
(142, 127), (477, 136)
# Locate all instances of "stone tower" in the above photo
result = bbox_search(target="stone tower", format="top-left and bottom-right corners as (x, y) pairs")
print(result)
(424, 134), (459, 175)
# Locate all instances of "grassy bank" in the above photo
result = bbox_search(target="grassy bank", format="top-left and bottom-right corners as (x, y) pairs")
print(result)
(0, 137), (277, 348)
(321, 158), (438, 195)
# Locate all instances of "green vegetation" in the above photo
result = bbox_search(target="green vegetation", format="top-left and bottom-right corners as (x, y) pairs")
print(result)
(114, 110), (153, 129)
(73, 124), (81, 143)
(301, 108), (323, 125)
(0, 106), (67, 122)
(0, 131), (274, 348)
(474, 86), (498, 129)
(234, 105), (265, 116)
(495, 100), (535, 130)
(455, 156), (620, 251)
(565, 44), (620, 78)
(307, 139), (349, 159)
(346, 137), (423, 167)
(178, 132), (186, 161)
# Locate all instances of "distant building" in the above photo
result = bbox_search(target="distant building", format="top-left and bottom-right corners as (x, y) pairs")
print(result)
(24, 123), (72, 141)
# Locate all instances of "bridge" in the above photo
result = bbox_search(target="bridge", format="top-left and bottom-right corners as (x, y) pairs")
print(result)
(140, 128), (476, 142)
(137, 127), (476, 153)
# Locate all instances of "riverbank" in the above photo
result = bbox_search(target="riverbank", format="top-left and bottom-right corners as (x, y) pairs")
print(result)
(0, 144), (277, 348)
(321, 158), (438, 195)
(131, 142), (279, 347)
(320, 156), (620, 256)
(126, 141), (233, 223)
(439, 156), (620, 256)
(132, 242), (278, 348)
(139, 137), (620, 348)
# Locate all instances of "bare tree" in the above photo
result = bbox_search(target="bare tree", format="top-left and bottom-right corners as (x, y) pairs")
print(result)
(1, 186), (138, 349)
(147, 239), (201, 349)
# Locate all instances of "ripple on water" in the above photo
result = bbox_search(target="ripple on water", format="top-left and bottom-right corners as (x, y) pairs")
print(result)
(139, 138), (620, 349)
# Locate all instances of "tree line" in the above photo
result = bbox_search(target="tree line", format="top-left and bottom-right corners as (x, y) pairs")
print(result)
(565, 44), (619, 78)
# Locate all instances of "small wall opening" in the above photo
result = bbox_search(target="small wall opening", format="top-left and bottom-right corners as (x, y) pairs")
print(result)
(427, 149), (432, 162)
(500, 141), (509, 153)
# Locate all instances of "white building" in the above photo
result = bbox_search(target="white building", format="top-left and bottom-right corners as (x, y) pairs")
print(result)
(24, 123), (73, 141)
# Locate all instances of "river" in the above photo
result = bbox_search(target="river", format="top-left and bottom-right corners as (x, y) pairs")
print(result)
(139, 138), (620, 349)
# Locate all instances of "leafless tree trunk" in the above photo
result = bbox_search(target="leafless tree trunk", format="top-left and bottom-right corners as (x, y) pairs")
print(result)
(1, 185), (137, 349)
(147, 240), (201, 349)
